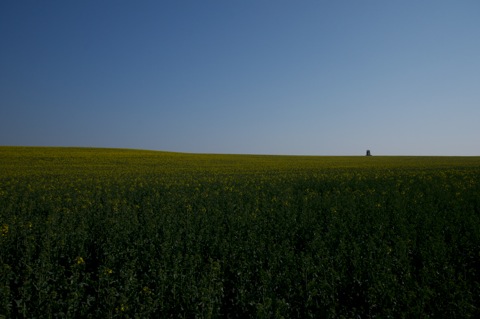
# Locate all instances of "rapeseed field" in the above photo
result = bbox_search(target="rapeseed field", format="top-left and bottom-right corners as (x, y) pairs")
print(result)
(1, 147), (479, 318)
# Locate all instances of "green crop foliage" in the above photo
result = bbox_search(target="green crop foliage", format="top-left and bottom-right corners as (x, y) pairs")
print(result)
(1, 146), (479, 318)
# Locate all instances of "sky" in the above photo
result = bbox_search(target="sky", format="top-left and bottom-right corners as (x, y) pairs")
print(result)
(1, 1), (479, 155)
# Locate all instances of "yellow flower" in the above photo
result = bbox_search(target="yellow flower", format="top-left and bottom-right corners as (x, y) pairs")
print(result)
(104, 268), (113, 275)
(142, 286), (152, 294)
(76, 256), (85, 265)
(116, 303), (128, 312)
(1, 224), (9, 236)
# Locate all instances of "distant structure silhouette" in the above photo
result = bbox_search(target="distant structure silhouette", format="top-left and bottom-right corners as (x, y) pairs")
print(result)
(366, 150), (371, 156)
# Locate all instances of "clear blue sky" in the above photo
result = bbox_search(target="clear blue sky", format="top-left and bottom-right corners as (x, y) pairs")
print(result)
(1, 1), (479, 155)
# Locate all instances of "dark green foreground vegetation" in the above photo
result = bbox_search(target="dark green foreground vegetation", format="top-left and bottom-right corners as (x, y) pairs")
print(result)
(1, 147), (479, 318)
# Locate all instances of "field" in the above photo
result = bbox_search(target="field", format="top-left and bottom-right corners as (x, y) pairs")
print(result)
(1, 147), (479, 318)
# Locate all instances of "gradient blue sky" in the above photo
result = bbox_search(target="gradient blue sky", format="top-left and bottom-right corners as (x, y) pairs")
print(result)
(1, 1), (479, 155)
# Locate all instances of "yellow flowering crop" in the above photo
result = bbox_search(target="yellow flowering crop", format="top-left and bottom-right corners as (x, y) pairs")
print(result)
(1, 147), (480, 318)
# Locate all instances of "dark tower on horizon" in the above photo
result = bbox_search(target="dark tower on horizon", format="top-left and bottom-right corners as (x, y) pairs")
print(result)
(366, 150), (371, 156)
